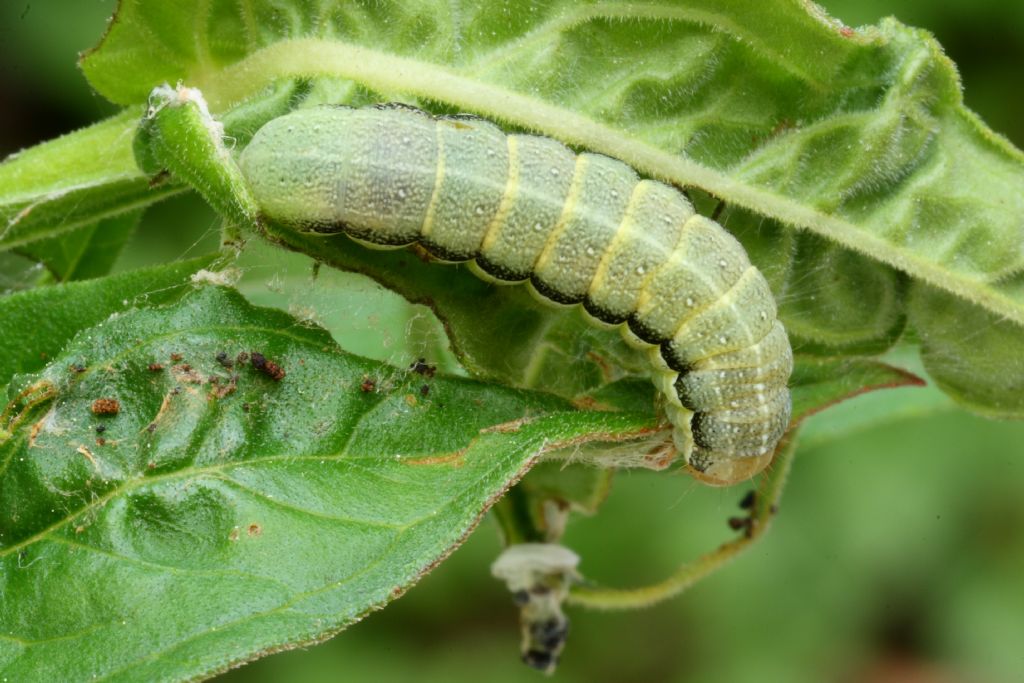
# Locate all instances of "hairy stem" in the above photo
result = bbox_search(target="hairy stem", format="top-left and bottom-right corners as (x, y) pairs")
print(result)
(567, 436), (797, 610)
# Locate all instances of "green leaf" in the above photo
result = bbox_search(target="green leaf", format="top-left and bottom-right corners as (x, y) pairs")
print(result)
(75, 0), (1024, 418)
(789, 356), (926, 423)
(234, 241), (465, 376)
(0, 252), (48, 292)
(518, 462), (614, 518)
(15, 210), (141, 282)
(76, 1), (1024, 324)
(266, 228), (645, 400)
(798, 379), (958, 451)
(724, 208), (907, 356)
(0, 286), (655, 682)
(0, 256), (216, 387)
(909, 284), (1024, 418)
(0, 111), (181, 253)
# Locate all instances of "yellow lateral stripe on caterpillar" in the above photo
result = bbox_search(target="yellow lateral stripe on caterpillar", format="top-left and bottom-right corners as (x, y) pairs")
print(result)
(238, 104), (793, 485)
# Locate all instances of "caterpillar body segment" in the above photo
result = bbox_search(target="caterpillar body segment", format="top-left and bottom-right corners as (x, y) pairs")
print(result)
(239, 105), (793, 485)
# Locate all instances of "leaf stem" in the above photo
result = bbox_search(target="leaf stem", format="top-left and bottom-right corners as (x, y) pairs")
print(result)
(566, 436), (797, 610)
(491, 487), (547, 545)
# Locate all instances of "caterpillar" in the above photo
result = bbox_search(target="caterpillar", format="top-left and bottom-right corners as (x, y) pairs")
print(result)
(238, 105), (793, 485)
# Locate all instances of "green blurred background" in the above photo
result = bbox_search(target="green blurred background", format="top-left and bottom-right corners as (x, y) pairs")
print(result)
(2, 2), (1024, 681)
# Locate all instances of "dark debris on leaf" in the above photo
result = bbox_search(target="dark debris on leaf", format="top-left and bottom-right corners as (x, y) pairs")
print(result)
(251, 352), (285, 381)
(409, 358), (436, 378)
(90, 398), (120, 415)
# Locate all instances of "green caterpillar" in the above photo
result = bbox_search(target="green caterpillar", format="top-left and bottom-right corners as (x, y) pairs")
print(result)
(239, 104), (793, 485)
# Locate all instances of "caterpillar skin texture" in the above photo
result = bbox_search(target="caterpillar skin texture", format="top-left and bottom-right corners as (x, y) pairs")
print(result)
(239, 105), (793, 485)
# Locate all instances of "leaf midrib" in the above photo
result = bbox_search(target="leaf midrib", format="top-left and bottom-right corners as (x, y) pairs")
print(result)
(8, 440), (540, 683)
(198, 36), (1024, 329)
(1, 310), (576, 560)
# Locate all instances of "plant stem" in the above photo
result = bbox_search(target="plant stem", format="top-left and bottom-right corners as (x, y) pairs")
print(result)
(567, 436), (798, 610)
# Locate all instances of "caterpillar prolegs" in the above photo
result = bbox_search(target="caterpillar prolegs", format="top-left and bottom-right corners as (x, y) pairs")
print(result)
(239, 105), (793, 485)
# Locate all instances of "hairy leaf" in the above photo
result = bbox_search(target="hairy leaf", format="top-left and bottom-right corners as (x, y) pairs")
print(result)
(0, 111), (180, 254)
(71, 0), (1024, 416)
(909, 284), (1024, 418)
(263, 228), (645, 399)
(0, 256), (216, 387)
(0, 286), (655, 682)
(15, 211), (142, 282)
(789, 356), (926, 423)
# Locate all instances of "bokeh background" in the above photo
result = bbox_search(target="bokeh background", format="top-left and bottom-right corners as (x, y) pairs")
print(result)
(2, 2), (1024, 681)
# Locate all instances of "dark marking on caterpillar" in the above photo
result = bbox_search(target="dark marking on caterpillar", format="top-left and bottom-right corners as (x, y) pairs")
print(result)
(239, 105), (794, 484)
